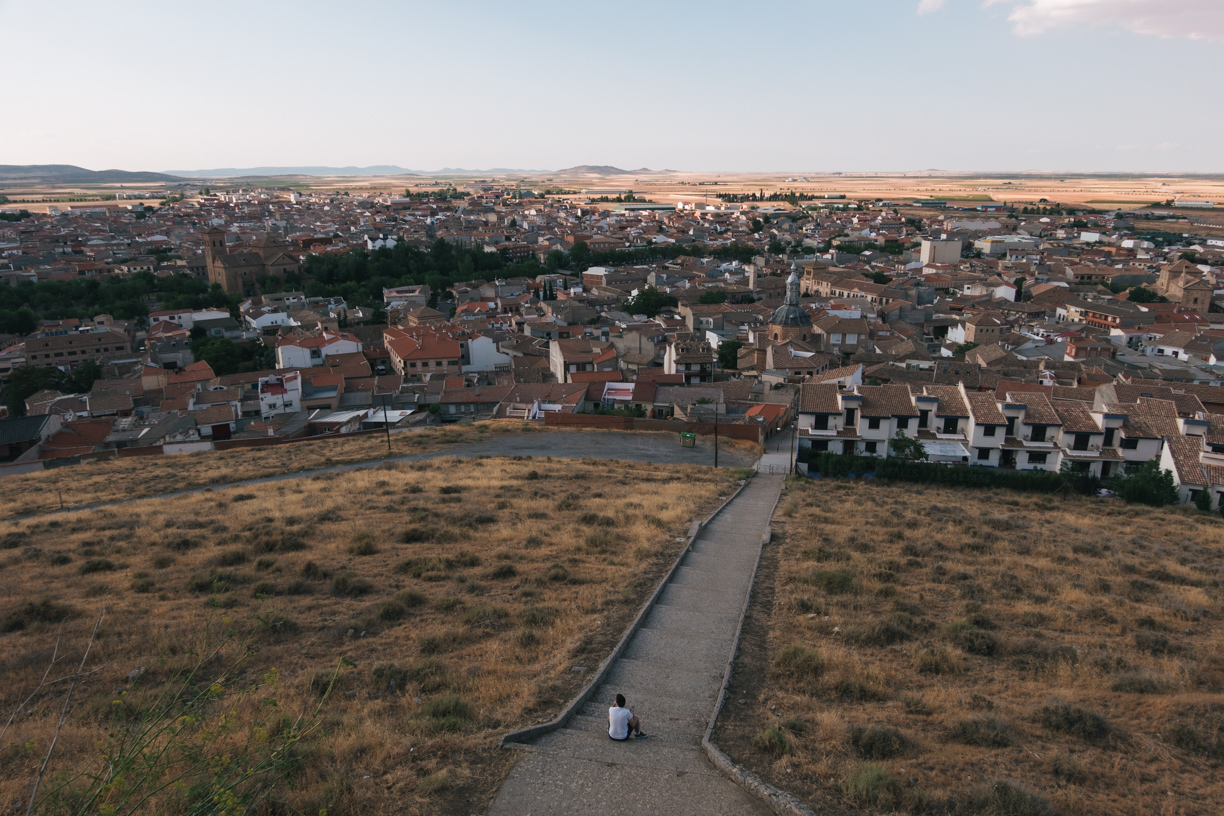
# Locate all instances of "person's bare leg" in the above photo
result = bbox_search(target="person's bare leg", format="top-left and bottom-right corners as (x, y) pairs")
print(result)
(628, 714), (641, 734)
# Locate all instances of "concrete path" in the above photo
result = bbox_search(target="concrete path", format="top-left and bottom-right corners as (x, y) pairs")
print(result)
(487, 474), (785, 816)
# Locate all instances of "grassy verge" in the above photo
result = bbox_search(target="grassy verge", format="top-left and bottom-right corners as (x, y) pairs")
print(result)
(0, 421), (522, 519)
(715, 478), (1224, 816)
(0, 456), (737, 815)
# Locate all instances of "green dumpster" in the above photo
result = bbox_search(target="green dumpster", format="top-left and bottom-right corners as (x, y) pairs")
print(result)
(680, 432), (697, 448)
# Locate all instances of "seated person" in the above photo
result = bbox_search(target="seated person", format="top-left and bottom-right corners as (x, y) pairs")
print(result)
(607, 693), (646, 740)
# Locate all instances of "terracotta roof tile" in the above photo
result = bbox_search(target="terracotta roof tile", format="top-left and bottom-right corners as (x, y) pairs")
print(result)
(1005, 391), (1060, 425)
(1165, 435), (1205, 486)
(799, 383), (841, 414)
(858, 385), (918, 418)
(964, 391), (1007, 425)
(1053, 401), (1100, 434)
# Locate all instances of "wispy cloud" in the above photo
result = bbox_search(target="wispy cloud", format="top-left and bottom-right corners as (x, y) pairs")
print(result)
(987, 0), (1224, 43)
(917, 0), (947, 14)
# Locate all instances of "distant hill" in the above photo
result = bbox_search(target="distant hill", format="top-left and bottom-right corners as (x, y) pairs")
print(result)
(170, 166), (554, 177)
(0, 164), (182, 184)
(555, 165), (653, 175)
(168, 165), (422, 178)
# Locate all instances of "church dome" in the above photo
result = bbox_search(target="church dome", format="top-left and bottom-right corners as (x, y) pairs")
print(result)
(769, 271), (811, 327)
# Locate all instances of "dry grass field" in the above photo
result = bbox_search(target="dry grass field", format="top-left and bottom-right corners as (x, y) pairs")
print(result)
(0, 455), (739, 815)
(716, 478), (1224, 816)
(0, 422), (511, 519)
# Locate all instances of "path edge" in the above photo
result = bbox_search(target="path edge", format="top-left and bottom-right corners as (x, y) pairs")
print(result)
(701, 475), (819, 816)
(499, 474), (754, 747)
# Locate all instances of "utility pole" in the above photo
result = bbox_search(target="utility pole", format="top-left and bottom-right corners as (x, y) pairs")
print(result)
(791, 383), (800, 474)
(713, 402), (719, 469)
(381, 392), (392, 455)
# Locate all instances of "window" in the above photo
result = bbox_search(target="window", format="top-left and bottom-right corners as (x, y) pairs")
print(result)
(813, 415), (829, 431)
(1005, 416), (1016, 436)
(919, 409), (930, 429)
(1103, 427), (1116, 447)
(1120, 437), (1139, 450)
(811, 440), (829, 452)
(977, 447), (991, 461)
(1028, 452), (1048, 465)
(942, 416), (958, 434)
(1030, 425), (1047, 442)
(983, 425), (997, 437)
(1073, 433), (1090, 452)
(845, 408), (857, 425)
(868, 418), (881, 430)
(897, 417), (910, 430)
(865, 441), (878, 454)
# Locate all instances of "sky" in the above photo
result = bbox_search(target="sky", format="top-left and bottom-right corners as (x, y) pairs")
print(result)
(1, 0), (1222, 174)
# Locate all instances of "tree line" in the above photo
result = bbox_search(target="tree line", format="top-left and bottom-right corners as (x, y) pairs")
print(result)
(0, 236), (761, 335)
(0, 272), (234, 336)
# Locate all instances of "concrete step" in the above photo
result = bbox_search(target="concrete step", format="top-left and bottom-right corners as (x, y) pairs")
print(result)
(621, 628), (731, 673)
(677, 552), (753, 568)
(564, 712), (703, 746)
(654, 584), (749, 615)
(597, 657), (723, 701)
(488, 748), (767, 815)
(581, 692), (715, 726)
(669, 564), (751, 592)
(530, 726), (720, 776)
(641, 606), (741, 638)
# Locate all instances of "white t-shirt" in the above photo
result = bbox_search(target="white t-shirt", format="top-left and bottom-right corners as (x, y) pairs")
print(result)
(608, 705), (633, 739)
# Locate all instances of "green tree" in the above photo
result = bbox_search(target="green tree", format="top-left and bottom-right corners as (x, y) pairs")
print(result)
(2, 360), (102, 417)
(568, 240), (592, 271)
(717, 339), (744, 370)
(622, 287), (678, 318)
(888, 430), (928, 461)
(1126, 285), (1167, 304)
(1108, 460), (1180, 507)
(750, 218), (763, 233)
(699, 290), (727, 305)
(1193, 487), (1213, 512)
(768, 238), (785, 254)
(545, 250), (566, 273)
(190, 337), (249, 376)
(955, 342), (979, 355)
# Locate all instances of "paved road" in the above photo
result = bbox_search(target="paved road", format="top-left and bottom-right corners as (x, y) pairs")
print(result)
(487, 474), (785, 816)
(5, 430), (758, 521)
